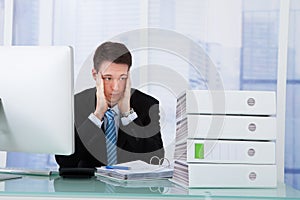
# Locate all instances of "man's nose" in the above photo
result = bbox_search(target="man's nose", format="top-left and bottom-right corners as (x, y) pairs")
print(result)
(111, 79), (119, 91)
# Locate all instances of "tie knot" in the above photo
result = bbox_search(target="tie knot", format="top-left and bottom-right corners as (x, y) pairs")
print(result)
(105, 109), (115, 120)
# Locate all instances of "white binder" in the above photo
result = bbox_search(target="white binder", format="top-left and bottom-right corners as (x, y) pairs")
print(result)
(186, 115), (276, 140)
(174, 90), (278, 188)
(185, 90), (276, 115)
(172, 160), (277, 188)
(186, 139), (275, 164)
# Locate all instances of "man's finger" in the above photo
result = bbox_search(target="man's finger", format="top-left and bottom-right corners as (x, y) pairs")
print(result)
(95, 72), (100, 87)
(99, 73), (105, 92)
(126, 72), (131, 89)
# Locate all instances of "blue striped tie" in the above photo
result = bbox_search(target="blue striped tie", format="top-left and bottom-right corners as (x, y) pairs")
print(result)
(105, 109), (117, 165)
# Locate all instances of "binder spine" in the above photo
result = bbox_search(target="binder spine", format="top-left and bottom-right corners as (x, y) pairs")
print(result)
(186, 139), (276, 164)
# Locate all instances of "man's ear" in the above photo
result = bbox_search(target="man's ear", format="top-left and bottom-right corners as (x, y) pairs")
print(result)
(92, 68), (97, 81)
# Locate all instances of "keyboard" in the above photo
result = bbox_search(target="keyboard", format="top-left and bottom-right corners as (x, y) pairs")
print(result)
(0, 173), (22, 181)
(0, 167), (53, 176)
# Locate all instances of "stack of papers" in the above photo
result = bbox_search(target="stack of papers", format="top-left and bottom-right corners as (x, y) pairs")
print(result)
(96, 160), (173, 181)
(97, 175), (173, 188)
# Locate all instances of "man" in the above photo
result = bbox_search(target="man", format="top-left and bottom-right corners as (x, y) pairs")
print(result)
(55, 42), (164, 168)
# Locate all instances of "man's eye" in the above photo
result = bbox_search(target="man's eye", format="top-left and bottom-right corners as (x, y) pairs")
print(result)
(120, 77), (127, 81)
(104, 77), (111, 81)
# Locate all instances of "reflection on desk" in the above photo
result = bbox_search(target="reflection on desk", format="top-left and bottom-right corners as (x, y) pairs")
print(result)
(54, 176), (171, 194)
(1, 175), (300, 199)
(168, 183), (287, 197)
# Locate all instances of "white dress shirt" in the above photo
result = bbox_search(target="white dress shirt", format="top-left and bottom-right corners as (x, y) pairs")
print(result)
(88, 105), (138, 138)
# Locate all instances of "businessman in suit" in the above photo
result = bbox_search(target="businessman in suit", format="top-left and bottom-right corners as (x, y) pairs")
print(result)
(55, 42), (164, 168)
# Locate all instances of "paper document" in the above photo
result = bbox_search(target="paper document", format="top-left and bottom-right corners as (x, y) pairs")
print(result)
(96, 160), (173, 180)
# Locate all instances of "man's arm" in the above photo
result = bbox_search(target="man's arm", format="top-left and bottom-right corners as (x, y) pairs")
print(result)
(118, 92), (165, 164)
(55, 118), (107, 168)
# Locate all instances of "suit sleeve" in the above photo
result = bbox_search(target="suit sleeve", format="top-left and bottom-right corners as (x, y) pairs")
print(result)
(118, 100), (165, 164)
(56, 88), (108, 168)
(55, 118), (107, 168)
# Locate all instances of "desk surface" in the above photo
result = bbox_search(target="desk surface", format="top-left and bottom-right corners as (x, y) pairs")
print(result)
(0, 175), (300, 200)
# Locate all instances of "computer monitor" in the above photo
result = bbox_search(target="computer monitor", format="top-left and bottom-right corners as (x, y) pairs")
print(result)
(0, 46), (74, 155)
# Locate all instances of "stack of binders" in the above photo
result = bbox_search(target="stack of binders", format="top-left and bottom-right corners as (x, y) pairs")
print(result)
(172, 90), (277, 188)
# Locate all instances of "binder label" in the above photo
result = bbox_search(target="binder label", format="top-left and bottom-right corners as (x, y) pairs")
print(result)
(195, 143), (204, 159)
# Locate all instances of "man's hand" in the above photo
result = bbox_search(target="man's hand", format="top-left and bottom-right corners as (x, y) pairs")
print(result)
(118, 72), (131, 114)
(94, 73), (108, 120)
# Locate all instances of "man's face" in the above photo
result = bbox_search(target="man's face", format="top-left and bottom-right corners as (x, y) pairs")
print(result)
(93, 61), (129, 107)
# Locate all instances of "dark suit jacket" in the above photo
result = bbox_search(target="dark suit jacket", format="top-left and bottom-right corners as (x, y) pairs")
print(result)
(55, 87), (164, 168)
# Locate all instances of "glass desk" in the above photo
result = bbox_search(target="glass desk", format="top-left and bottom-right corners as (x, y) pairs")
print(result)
(0, 175), (300, 200)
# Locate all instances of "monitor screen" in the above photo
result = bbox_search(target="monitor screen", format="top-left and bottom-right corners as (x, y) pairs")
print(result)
(0, 46), (74, 155)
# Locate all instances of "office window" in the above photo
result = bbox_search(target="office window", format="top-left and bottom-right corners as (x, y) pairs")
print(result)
(146, 0), (244, 161)
(0, 0), (4, 45)
(148, 0), (243, 91)
(52, 0), (145, 81)
(241, 0), (279, 91)
(12, 0), (40, 45)
(285, 0), (300, 190)
(146, 0), (281, 162)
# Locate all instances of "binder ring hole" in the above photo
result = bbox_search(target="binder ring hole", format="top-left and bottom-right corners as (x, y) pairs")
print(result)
(249, 172), (257, 181)
(248, 123), (256, 132)
(150, 156), (160, 165)
(247, 98), (255, 106)
(159, 158), (170, 168)
(149, 156), (170, 168)
(248, 148), (255, 157)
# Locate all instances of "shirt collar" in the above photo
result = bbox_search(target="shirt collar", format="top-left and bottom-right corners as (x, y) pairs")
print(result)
(110, 104), (120, 117)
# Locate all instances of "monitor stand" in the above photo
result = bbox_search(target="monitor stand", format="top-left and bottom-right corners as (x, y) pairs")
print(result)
(0, 98), (9, 134)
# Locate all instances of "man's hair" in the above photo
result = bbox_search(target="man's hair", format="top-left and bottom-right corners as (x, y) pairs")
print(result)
(93, 41), (132, 71)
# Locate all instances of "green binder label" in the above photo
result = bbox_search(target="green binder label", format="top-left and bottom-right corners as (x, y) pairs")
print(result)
(195, 143), (204, 159)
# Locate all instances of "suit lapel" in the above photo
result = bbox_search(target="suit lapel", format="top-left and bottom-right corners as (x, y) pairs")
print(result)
(117, 125), (127, 149)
